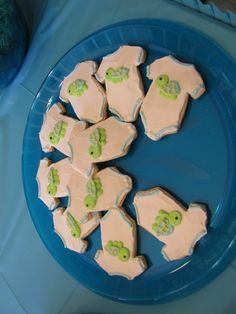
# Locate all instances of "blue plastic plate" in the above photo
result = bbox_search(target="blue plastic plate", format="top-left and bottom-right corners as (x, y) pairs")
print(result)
(22, 20), (236, 304)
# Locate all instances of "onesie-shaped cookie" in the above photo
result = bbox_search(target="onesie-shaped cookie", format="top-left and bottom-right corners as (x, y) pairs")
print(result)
(36, 157), (75, 210)
(39, 102), (87, 156)
(96, 45), (145, 122)
(140, 56), (205, 140)
(53, 208), (100, 253)
(95, 208), (147, 280)
(60, 61), (107, 123)
(68, 116), (137, 176)
(68, 167), (132, 223)
(36, 157), (93, 223)
(134, 187), (207, 261)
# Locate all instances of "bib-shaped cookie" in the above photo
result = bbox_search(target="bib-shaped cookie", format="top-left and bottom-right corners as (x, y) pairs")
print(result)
(134, 187), (207, 261)
(39, 102), (87, 155)
(68, 116), (137, 177)
(96, 46), (145, 122)
(60, 61), (107, 123)
(53, 208), (100, 253)
(68, 167), (132, 223)
(140, 56), (205, 140)
(95, 208), (147, 280)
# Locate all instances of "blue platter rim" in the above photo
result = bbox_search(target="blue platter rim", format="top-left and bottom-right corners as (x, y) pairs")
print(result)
(22, 19), (236, 304)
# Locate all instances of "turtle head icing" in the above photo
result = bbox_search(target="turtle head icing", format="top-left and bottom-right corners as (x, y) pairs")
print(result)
(49, 131), (59, 144)
(67, 79), (88, 97)
(47, 184), (57, 196)
(88, 145), (102, 159)
(105, 68), (114, 81)
(169, 210), (182, 226)
(118, 247), (130, 262)
(156, 74), (169, 88)
(84, 194), (97, 209)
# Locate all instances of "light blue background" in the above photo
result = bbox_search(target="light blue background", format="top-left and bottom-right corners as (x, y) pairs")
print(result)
(1, 1), (236, 313)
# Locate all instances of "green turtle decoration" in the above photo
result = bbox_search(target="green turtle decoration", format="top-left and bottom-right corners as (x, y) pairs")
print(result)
(105, 67), (129, 84)
(105, 240), (130, 262)
(67, 79), (88, 97)
(155, 74), (181, 101)
(152, 209), (182, 236)
(47, 168), (60, 196)
(48, 121), (68, 145)
(88, 128), (107, 159)
(66, 212), (81, 238)
(84, 177), (103, 209)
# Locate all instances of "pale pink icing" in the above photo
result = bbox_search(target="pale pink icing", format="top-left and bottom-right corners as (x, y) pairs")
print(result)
(67, 167), (132, 223)
(140, 56), (205, 140)
(39, 103), (87, 156)
(95, 208), (147, 280)
(36, 158), (75, 209)
(60, 61), (107, 123)
(53, 208), (100, 253)
(68, 116), (137, 177)
(36, 157), (92, 222)
(134, 187), (207, 261)
(96, 46), (145, 122)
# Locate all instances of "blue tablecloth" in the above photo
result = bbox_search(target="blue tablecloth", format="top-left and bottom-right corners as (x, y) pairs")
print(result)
(1, 1), (236, 313)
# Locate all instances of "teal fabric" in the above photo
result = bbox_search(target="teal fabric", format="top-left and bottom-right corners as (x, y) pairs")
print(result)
(1, 0), (236, 313)
(174, 0), (236, 27)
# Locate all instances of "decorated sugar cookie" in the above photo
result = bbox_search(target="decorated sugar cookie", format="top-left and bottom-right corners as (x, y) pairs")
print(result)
(68, 167), (132, 223)
(134, 187), (207, 261)
(95, 208), (147, 280)
(39, 102), (87, 156)
(53, 208), (100, 253)
(140, 56), (205, 140)
(36, 158), (75, 210)
(96, 45), (145, 122)
(36, 157), (95, 224)
(60, 61), (107, 123)
(68, 116), (137, 177)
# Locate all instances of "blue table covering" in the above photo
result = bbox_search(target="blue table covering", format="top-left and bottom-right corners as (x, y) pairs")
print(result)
(1, 1), (236, 313)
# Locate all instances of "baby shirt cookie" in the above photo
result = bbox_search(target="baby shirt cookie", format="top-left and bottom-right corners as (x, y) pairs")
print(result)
(39, 102), (87, 156)
(53, 208), (100, 253)
(95, 208), (147, 280)
(68, 116), (137, 176)
(60, 61), (107, 123)
(140, 55), (205, 140)
(36, 157), (93, 224)
(134, 187), (207, 261)
(96, 45), (145, 122)
(36, 158), (76, 210)
(68, 167), (132, 223)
